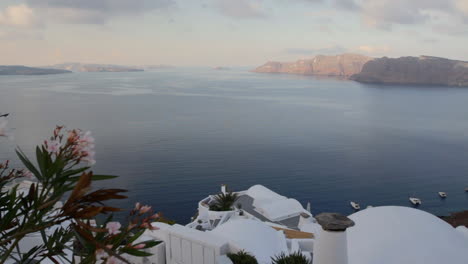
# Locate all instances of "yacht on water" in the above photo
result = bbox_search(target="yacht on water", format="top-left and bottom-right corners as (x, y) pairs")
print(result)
(438, 192), (447, 198)
(350, 201), (361, 210)
(409, 197), (422, 205)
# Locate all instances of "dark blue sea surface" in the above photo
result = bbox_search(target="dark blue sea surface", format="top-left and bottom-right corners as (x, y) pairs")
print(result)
(1, 68), (468, 223)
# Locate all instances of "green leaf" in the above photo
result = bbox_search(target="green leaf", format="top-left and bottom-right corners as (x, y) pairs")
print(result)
(120, 247), (153, 257)
(62, 167), (89, 179)
(90, 175), (118, 181)
(16, 149), (42, 180)
(127, 230), (145, 244)
(36, 146), (47, 178)
(142, 240), (161, 249)
(67, 174), (117, 183)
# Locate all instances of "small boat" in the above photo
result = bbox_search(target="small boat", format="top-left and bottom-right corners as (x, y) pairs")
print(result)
(409, 197), (422, 205)
(350, 201), (360, 210)
(438, 192), (447, 198)
(465, 187), (468, 192)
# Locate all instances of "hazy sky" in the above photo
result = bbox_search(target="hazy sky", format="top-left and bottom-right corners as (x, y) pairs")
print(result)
(0, 0), (467, 66)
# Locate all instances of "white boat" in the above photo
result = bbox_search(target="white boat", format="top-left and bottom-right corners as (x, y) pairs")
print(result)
(438, 192), (447, 198)
(409, 197), (422, 205)
(350, 201), (361, 210)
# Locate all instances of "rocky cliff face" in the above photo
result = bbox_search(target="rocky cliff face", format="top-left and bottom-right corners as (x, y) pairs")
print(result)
(351, 56), (468, 87)
(253, 54), (372, 77)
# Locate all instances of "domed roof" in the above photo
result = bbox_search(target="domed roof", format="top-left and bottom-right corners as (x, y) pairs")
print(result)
(348, 206), (468, 264)
(210, 219), (288, 263)
(247, 185), (286, 201)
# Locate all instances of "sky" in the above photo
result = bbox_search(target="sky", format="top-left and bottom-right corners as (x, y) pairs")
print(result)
(0, 0), (467, 66)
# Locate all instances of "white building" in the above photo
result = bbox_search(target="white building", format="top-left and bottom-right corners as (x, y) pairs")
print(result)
(7, 183), (468, 264)
(140, 184), (468, 264)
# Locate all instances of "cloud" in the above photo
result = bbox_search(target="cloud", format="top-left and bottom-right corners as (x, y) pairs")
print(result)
(215, 0), (266, 19)
(422, 38), (438, 43)
(455, 0), (468, 16)
(355, 45), (390, 55)
(432, 23), (468, 35)
(302, 0), (465, 31)
(331, 0), (360, 11)
(284, 45), (347, 55)
(26, 0), (175, 14)
(26, 0), (176, 24)
(357, 0), (461, 30)
(0, 4), (41, 28)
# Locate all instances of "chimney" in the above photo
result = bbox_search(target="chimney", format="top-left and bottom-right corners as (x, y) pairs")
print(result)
(221, 184), (227, 194)
(313, 213), (355, 264)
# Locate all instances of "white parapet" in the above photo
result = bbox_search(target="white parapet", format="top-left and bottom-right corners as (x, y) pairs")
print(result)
(145, 222), (230, 264)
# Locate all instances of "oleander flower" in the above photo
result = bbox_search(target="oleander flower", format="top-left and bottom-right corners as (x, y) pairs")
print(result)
(106, 256), (122, 264)
(134, 202), (142, 210)
(95, 249), (108, 259)
(106, 222), (121, 235)
(21, 169), (34, 179)
(150, 213), (160, 219)
(133, 244), (145, 249)
(139, 205), (152, 214)
(45, 139), (61, 154)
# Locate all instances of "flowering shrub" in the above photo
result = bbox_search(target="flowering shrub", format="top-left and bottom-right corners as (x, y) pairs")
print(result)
(0, 120), (162, 264)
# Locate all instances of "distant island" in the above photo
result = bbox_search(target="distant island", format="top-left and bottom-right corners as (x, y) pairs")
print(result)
(0, 66), (71, 75)
(144, 65), (174, 70)
(48, 63), (144, 73)
(253, 54), (372, 77)
(213, 66), (230, 71)
(254, 54), (468, 87)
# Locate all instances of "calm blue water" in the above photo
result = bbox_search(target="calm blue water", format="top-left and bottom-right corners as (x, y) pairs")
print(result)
(1, 68), (468, 223)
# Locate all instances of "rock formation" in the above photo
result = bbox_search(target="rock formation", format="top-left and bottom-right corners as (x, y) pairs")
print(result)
(351, 56), (468, 87)
(253, 54), (372, 77)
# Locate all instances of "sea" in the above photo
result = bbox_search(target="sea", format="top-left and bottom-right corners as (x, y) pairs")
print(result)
(1, 68), (467, 223)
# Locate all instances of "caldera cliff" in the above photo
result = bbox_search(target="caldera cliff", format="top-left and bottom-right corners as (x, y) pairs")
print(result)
(351, 56), (468, 87)
(253, 54), (372, 77)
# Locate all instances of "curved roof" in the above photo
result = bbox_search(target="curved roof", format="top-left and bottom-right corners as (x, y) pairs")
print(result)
(257, 198), (305, 221)
(247, 185), (286, 202)
(210, 219), (288, 264)
(348, 206), (468, 264)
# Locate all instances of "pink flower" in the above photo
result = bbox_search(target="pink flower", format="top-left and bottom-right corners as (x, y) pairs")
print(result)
(21, 170), (34, 179)
(106, 222), (121, 235)
(133, 244), (145, 249)
(80, 130), (95, 144)
(134, 202), (142, 210)
(150, 213), (160, 219)
(139, 205), (151, 214)
(106, 256), (122, 264)
(45, 139), (61, 154)
(95, 249), (108, 259)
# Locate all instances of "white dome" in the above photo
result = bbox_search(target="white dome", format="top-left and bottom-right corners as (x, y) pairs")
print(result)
(348, 206), (468, 264)
(210, 219), (288, 264)
(257, 198), (305, 221)
(247, 185), (286, 202)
